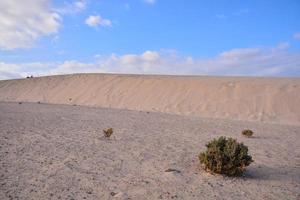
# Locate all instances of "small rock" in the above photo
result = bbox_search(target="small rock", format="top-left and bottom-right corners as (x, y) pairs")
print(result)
(111, 192), (117, 196)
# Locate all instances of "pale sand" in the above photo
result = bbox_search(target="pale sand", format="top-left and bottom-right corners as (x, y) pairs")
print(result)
(0, 102), (299, 200)
(0, 74), (299, 125)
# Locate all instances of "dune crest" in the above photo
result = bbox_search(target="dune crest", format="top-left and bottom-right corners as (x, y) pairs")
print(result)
(0, 74), (299, 125)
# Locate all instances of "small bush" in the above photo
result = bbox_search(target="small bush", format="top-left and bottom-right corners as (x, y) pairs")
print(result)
(199, 136), (253, 176)
(242, 129), (254, 137)
(103, 128), (113, 138)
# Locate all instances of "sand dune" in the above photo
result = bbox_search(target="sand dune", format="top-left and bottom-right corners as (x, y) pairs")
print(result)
(0, 74), (299, 125)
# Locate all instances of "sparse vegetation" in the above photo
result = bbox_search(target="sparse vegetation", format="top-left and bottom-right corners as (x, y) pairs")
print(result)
(199, 136), (253, 176)
(103, 128), (113, 138)
(242, 129), (254, 137)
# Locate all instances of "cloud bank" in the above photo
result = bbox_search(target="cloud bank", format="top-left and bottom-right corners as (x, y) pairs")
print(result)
(1, 45), (299, 80)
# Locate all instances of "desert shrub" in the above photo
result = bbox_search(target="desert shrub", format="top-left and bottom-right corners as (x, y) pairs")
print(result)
(103, 128), (113, 138)
(199, 136), (253, 176)
(242, 129), (254, 137)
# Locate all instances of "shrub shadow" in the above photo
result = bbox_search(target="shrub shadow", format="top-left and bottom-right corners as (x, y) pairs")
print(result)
(242, 165), (299, 182)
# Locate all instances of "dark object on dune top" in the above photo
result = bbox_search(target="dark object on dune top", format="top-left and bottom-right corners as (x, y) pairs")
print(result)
(18, 102), (22, 105)
(242, 129), (254, 137)
(103, 128), (113, 138)
(199, 136), (253, 176)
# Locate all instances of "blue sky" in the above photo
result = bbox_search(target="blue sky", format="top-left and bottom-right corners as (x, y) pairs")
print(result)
(0, 0), (300, 79)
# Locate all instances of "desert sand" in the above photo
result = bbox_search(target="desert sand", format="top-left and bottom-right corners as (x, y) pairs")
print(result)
(0, 74), (299, 125)
(0, 102), (299, 200)
(0, 74), (300, 199)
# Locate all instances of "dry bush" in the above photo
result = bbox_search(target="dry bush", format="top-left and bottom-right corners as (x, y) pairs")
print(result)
(103, 128), (113, 138)
(242, 129), (254, 137)
(199, 136), (253, 176)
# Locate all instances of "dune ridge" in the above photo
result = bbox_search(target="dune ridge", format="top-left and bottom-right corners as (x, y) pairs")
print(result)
(0, 74), (299, 125)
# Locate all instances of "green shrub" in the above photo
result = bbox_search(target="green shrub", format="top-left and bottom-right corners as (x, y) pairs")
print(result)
(199, 136), (253, 176)
(242, 129), (254, 137)
(103, 128), (113, 138)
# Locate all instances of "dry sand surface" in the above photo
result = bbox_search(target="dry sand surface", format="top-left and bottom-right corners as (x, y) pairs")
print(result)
(1, 102), (300, 200)
(0, 74), (300, 125)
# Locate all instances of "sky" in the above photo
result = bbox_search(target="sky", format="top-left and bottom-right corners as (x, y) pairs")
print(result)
(0, 0), (300, 79)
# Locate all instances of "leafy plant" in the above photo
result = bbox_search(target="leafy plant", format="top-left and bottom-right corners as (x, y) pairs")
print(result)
(103, 128), (113, 138)
(199, 136), (253, 176)
(242, 129), (254, 137)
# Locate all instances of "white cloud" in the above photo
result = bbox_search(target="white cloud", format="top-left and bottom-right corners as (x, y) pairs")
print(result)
(276, 42), (289, 50)
(141, 51), (160, 62)
(85, 15), (112, 27)
(0, 0), (61, 50)
(56, 0), (87, 14)
(74, 0), (86, 11)
(0, 62), (25, 79)
(144, 0), (156, 4)
(0, 45), (299, 80)
(49, 60), (103, 75)
(294, 32), (300, 40)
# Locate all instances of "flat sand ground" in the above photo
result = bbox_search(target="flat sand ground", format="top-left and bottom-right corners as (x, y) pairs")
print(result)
(1, 102), (299, 200)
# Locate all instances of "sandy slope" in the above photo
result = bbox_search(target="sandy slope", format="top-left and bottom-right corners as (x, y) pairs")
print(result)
(0, 74), (299, 125)
(0, 102), (299, 200)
